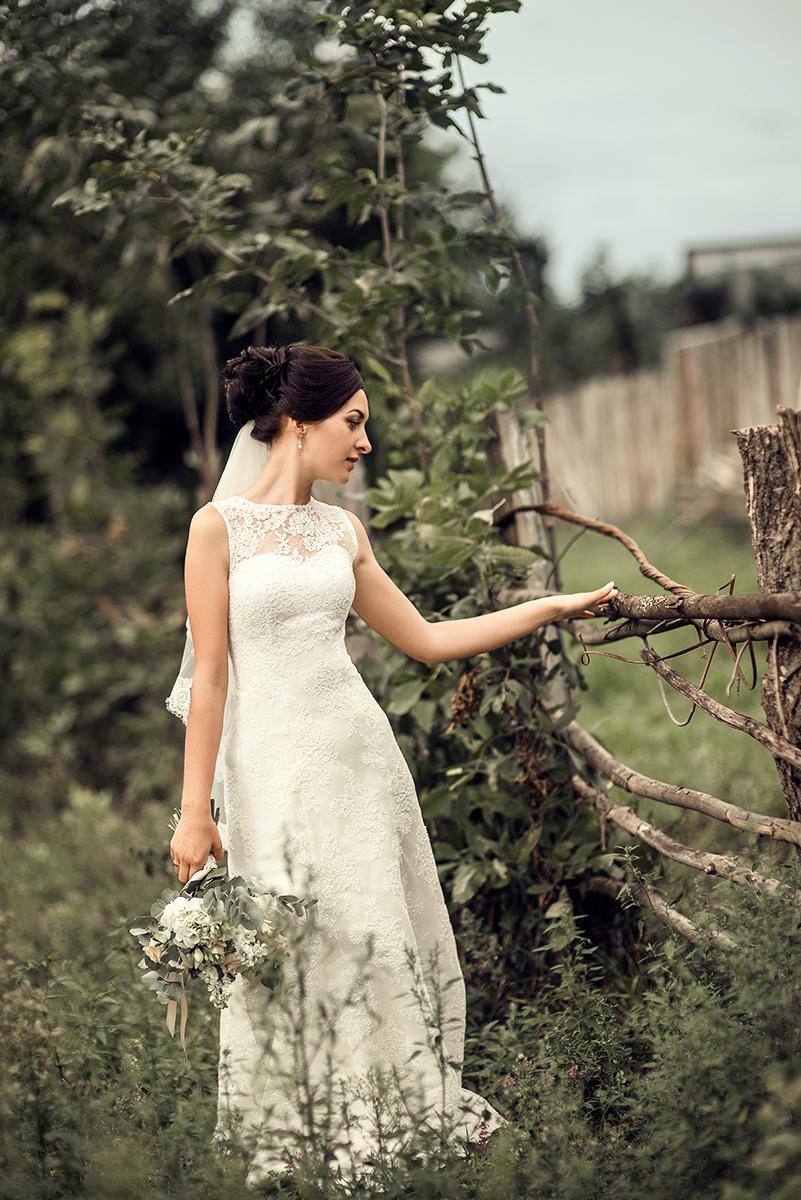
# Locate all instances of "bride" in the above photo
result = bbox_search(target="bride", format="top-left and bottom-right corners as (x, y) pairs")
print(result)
(168, 343), (616, 1180)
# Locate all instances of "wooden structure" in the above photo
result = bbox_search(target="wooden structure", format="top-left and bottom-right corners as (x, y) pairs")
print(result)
(535, 313), (801, 521)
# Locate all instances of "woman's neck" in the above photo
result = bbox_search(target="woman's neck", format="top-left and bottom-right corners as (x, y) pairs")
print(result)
(239, 440), (313, 507)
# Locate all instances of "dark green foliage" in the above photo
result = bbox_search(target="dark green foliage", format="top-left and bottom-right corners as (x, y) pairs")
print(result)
(342, 370), (637, 1010)
(2, 800), (801, 1198)
(0, 296), (188, 817)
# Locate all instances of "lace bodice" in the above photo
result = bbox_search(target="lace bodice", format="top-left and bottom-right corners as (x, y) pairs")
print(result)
(210, 495), (358, 700)
(213, 495), (358, 574)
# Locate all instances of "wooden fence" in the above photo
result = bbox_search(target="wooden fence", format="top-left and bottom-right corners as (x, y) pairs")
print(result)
(317, 312), (801, 527)
(527, 314), (801, 522)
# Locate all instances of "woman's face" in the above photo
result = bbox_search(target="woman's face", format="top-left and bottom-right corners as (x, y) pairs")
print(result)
(303, 390), (371, 484)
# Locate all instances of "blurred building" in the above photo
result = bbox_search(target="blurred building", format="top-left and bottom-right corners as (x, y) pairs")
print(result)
(686, 234), (801, 322)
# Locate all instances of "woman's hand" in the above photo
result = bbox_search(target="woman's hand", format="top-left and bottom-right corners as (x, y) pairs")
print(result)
(170, 813), (223, 885)
(550, 581), (618, 622)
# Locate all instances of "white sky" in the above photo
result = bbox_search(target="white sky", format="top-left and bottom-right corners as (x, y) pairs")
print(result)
(460, 0), (801, 297)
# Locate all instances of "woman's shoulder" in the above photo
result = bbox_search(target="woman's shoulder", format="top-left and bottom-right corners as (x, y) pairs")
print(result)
(185, 503), (229, 571)
(318, 502), (366, 539)
(307, 499), (365, 562)
(189, 501), (228, 540)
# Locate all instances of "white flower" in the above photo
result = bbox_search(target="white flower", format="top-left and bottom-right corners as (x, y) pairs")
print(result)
(199, 964), (234, 1009)
(161, 896), (214, 948)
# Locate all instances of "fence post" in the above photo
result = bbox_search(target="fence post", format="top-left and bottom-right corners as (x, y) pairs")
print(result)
(735, 407), (801, 825)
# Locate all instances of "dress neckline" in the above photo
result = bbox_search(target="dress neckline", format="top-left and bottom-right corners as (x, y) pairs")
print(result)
(230, 495), (316, 510)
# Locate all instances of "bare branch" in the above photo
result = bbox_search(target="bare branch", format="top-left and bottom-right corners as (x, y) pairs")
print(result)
(586, 875), (738, 950)
(453, 55), (559, 580)
(614, 592), (801, 624)
(640, 647), (801, 772)
(496, 588), (801, 646)
(573, 777), (799, 906)
(564, 721), (801, 847)
(495, 502), (693, 595)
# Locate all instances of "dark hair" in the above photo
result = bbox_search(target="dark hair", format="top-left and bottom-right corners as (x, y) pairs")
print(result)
(222, 344), (364, 444)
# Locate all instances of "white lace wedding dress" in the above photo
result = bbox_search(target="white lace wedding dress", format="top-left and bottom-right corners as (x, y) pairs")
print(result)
(200, 495), (500, 1179)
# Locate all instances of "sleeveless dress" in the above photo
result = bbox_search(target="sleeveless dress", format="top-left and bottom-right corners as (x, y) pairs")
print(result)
(208, 494), (499, 1180)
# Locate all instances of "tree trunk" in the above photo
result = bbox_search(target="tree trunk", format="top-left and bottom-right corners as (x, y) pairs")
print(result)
(735, 407), (801, 822)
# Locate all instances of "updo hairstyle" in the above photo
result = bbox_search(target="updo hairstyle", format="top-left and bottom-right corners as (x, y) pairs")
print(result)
(223, 344), (364, 445)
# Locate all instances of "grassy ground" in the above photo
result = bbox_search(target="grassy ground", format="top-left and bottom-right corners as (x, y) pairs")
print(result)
(557, 507), (787, 866)
(3, 792), (801, 1199)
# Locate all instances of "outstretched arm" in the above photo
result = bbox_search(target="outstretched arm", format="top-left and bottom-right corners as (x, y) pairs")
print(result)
(348, 513), (616, 665)
(170, 505), (228, 883)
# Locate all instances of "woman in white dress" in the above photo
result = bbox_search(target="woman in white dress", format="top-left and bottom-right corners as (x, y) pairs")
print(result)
(168, 344), (616, 1180)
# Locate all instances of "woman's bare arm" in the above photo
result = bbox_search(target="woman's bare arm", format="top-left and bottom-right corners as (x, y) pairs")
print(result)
(347, 514), (616, 665)
(170, 505), (228, 883)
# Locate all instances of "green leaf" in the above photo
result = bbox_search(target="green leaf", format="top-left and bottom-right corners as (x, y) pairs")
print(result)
(411, 698), (437, 733)
(421, 539), (476, 566)
(364, 355), (393, 384)
(450, 862), (490, 905)
(420, 786), (452, 818)
(519, 408), (550, 429)
(386, 679), (425, 716)
(511, 822), (543, 864)
(488, 544), (539, 568)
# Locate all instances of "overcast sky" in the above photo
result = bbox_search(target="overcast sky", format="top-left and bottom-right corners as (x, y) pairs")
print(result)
(459, 0), (801, 298)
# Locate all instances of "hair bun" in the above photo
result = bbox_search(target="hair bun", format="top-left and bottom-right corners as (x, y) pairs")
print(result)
(221, 342), (363, 446)
(223, 345), (291, 427)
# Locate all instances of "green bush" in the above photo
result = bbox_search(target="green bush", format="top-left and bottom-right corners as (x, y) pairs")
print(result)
(2, 797), (801, 1198)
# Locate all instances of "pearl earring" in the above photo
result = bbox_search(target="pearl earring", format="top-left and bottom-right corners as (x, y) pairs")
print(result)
(297, 434), (303, 450)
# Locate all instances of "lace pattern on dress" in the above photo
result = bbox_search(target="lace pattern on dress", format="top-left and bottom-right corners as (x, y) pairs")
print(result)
(210, 496), (357, 574)
(166, 674), (192, 725)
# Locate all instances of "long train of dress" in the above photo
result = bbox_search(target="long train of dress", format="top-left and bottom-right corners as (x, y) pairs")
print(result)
(205, 495), (501, 1179)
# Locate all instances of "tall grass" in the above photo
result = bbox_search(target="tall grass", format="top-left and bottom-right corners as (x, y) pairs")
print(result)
(2, 788), (801, 1198)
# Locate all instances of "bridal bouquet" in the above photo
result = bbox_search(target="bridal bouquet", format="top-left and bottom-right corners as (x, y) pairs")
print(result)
(131, 854), (313, 1047)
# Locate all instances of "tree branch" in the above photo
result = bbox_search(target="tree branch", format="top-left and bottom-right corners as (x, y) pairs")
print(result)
(496, 588), (801, 645)
(495, 502), (693, 596)
(612, 592), (801, 624)
(585, 875), (738, 950)
(453, 56), (559, 581)
(640, 647), (801, 772)
(572, 777), (799, 907)
(373, 78), (426, 468)
(564, 721), (801, 847)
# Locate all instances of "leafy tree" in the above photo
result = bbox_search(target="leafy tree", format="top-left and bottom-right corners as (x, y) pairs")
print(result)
(0, 292), (187, 820)
(0, 1), (243, 816)
(0, 0), (239, 489)
(55, 0), (646, 998)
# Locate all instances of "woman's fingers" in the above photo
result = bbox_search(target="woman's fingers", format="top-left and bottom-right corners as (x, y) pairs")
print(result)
(587, 581), (617, 609)
(170, 819), (222, 882)
(580, 582), (618, 616)
(558, 581), (618, 621)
